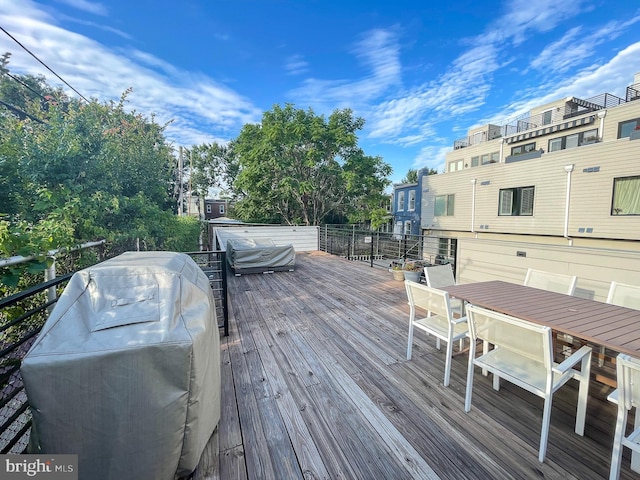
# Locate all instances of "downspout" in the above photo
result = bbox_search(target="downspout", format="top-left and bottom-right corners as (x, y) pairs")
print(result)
(564, 165), (574, 245)
(597, 110), (607, 141)
(470, 179), (477, 235)
(499, 138), (505, 163)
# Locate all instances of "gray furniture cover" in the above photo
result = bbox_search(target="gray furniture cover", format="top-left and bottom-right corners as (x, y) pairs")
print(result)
(21, 251), (221, 480)
(227, 238), (295, 274)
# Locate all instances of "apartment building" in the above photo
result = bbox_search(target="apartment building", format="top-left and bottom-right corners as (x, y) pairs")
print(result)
(420, 74), (640, 301)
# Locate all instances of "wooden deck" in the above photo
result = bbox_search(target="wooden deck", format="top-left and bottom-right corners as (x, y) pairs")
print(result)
(195, 251), (637, 479)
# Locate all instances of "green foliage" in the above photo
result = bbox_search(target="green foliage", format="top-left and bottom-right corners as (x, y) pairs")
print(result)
(227, 104), (391, 226)
(163, 215), (202, 252)
(401, 169), (418, 184)
(0, 58), (185, 282)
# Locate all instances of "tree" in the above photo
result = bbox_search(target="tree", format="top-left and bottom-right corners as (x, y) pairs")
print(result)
(400, 169), (418, 184)
(0, 58), (196, 285)
(229, 104), (391, 226)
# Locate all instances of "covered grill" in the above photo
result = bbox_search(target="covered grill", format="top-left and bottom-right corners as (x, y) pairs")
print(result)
(21, 251), (221, 480)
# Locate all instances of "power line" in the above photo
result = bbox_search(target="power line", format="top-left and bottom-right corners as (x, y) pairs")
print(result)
(0, 99), (47, 124)
(0, 25), (89, 103)
(4, 70), (48, 101)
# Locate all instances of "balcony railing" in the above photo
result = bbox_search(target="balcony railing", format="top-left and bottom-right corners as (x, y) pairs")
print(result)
(452, 86), (631, 149)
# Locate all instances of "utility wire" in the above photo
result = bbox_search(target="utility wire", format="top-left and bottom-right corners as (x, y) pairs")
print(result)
(0, 25), (89, 103)
(4, 70), (48, 101)
(0, 99), (47, 124)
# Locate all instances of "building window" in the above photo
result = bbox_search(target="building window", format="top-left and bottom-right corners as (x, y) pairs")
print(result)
(499, 186), (534, 216)
(448, 159), (463, 172)
(404, 221), (411, 235)
(618, 119), (640, 138)
(206, 204), (212, 214)
(548, 129), (598, 152)
(408, 190), (416, 211)
(434, 194), (455, 216)
(542, 110), (553, 125)
(612, 176), (640, 215)
(397, 191), (405, 211)
(510, 142), (536, 156)
(219, 204), (225, 214)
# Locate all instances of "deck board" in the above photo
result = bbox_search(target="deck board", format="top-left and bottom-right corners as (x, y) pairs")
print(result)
(206, 251), (637, 479)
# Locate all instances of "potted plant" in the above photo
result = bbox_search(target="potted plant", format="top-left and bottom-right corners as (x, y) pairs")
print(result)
(403, 261), (422, 283)
(390, 263), (405, 281)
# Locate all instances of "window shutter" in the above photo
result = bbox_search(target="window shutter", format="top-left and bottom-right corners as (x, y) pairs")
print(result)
(521, 187), (534, 215)
(499, 190), (513, 215)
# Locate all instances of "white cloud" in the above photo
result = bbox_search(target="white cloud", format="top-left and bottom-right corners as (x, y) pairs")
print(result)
(53, 0), (107, 16)
(284, 54), (309, 76)
(529, 15), (640, 75)
(413, 145), (452, 173)
(0, 0), (261, 146)
(495, 41), (640, 123)
(288, 27), (401, 109)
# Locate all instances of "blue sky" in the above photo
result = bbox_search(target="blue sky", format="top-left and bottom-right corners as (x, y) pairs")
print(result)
(1, 0), (639, 184)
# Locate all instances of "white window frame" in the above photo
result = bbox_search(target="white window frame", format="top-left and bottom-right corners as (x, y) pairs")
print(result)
(408, 190), (416, 211)
(397, 191), (405, 211)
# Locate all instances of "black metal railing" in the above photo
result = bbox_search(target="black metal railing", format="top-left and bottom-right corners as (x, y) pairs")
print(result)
(0, 273), (73, 454)
(185, 251), (229, 336)
(627, 83), (640, 102)
(318, 225), (457, 272)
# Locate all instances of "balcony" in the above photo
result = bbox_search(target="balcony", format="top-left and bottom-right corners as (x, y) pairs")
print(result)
(2, 250), (638, 478)
(206, 252), (635, 479)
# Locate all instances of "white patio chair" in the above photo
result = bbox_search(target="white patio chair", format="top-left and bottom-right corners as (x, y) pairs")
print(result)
(405, 280), (468, 387)
(464, 304), (592, 462)
(524, 268), (577, 295)
(609, 353), (640, 480)
(424, 263), (464, 317)
(599, 282), (640, 366)
(424, 264), (465, 348)
(607, 282), (640, 311)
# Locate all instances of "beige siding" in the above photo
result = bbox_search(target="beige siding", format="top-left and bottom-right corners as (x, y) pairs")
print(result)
(456, 237), (640, 302)
(423, 105), (640, 241)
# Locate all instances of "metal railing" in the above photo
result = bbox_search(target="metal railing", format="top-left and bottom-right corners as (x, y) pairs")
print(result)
(185, 251), (229, 336)
(0, 273), (73, 453)
(318, 225), (457, 271)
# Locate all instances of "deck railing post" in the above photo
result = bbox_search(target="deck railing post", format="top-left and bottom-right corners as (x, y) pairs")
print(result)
(44, 257), (57, 311)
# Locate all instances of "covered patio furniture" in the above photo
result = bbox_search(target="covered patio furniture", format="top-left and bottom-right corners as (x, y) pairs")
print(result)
(21, 251), (221, 480)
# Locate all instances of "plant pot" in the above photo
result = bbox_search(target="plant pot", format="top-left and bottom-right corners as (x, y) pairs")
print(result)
(392, 270), (405, 281)
(404, 271), (421, 283)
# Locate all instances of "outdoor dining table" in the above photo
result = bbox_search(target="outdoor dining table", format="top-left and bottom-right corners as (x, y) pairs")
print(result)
(442, 279), (640, 473)
(441, 280), (640, 368)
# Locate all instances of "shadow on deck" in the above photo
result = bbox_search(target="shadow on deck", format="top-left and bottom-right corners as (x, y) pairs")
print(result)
(195, 251), (635, 479)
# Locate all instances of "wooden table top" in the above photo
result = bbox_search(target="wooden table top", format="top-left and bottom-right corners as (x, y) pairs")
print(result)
(442, 280), (640, 358)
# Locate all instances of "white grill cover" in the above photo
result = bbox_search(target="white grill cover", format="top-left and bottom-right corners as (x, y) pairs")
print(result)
(21, 251), (221, 480)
